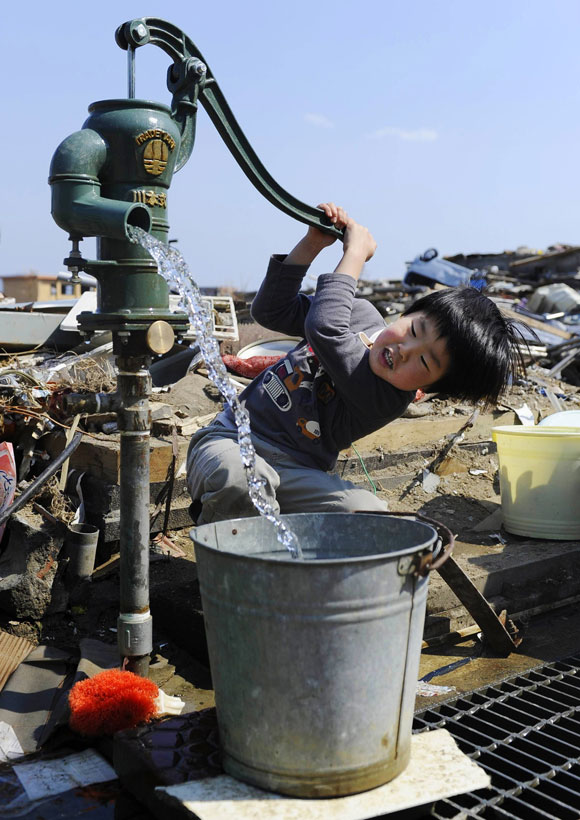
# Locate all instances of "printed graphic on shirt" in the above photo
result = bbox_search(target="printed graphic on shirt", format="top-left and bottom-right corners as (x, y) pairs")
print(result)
(297, 418), (321, 440)
(263, 357), (310, 412)
(263, 370), (291, 411)
(317, 381), (335, 405)
(262, 347), (335, 430)
(283, 364), (304, 392)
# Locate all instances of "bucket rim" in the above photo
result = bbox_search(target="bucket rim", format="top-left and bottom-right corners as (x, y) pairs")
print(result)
(190, 511), (438, 566)
(492, 424), (580, 438)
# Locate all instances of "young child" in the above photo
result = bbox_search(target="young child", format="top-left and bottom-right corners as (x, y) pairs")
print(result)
(187, 203), (527, 524)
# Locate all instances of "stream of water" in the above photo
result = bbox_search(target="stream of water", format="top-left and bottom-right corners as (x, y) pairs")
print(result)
(129, 226), (302, 559)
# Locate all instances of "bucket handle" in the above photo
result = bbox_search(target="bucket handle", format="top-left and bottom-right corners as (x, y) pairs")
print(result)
(356, 510), (454, 577)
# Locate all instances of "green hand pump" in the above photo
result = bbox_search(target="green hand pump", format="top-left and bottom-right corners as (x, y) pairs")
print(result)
(49, 18), (342, 676)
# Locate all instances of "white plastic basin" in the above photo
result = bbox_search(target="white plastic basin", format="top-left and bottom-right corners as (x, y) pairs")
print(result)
(492, 425), (580, 540)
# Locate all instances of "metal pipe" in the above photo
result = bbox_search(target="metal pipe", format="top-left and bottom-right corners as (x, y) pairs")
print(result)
(0, 432), (83, 528)
(127, 46), (136, 98)
(116, 356), (152, 676)
(61, 391), (120, 416)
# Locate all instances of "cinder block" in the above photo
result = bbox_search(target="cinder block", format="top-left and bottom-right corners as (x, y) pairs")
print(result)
(0, 511), (68, 619)
(45, 432), (191, 483)
(78, 476), (194, 543)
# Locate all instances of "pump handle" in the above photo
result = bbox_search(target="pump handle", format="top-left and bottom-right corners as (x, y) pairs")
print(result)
(116, 18), (343, 241)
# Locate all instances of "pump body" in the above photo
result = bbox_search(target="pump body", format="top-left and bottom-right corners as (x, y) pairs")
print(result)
(49, 99), (191, 337)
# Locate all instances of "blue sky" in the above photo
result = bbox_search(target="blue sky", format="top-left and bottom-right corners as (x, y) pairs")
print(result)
(3, 1), (580, 291)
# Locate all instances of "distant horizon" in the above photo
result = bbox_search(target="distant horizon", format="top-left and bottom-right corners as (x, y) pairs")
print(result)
(3, 238), (575, 288)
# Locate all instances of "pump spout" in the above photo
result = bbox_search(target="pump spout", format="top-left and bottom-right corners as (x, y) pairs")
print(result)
(49, 128), (151, 241)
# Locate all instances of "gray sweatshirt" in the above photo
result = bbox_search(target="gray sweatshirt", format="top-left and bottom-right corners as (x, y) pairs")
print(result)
(219, 255), (413, 471)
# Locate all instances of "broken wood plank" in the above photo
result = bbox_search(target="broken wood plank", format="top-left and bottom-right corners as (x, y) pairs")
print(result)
(0, 631), (34, 691)
(500, 306), (574, 340)
(436, 557), (521, 654)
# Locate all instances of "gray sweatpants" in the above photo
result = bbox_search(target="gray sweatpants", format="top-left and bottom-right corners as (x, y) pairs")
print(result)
(186, 422), (388, 525)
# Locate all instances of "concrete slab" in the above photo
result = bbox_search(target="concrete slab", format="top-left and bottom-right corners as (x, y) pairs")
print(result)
(153, 730), (489, 820)
(426, 534), (580, 621)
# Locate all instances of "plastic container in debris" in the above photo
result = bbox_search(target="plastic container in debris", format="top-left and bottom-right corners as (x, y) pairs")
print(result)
(492, 425), (580, 539)
(65, 523), (99, 581)
(538, 410), (580, 428)
(191, 512), (446, 797)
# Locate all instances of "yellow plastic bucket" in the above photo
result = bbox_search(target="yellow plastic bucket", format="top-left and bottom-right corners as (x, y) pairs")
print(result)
(492, 425), (580, 540)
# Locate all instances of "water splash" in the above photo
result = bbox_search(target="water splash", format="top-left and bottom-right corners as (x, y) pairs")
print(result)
(129, 227), (302, 560)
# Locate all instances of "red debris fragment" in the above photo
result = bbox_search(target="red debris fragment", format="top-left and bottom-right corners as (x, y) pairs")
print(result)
(221, 354), (283, 379)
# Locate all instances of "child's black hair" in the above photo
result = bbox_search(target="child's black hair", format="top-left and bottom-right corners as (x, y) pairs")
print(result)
(402, 286), (530, 406)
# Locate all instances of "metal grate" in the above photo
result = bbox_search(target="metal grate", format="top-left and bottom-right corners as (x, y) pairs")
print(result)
(413, 654), (580, 819)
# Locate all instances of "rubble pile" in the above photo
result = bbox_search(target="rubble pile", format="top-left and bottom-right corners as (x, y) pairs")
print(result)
(0, 246), (577, 636)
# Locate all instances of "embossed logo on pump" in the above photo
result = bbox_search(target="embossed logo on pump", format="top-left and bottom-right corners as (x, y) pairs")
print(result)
(135, 129), (176, 176)
(143, 140), (168, 175)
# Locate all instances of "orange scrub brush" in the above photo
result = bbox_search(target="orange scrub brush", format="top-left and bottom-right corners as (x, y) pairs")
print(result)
(68, 668), (185, 736)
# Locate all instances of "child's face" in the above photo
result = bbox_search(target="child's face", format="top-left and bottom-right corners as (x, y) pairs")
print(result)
(369, 311), (450, 392)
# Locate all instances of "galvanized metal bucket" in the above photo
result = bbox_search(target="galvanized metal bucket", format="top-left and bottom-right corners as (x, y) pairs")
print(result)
(191, 511), (450, 798)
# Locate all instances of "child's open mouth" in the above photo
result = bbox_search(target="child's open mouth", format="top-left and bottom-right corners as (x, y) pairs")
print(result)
(383, 348), (394, 369)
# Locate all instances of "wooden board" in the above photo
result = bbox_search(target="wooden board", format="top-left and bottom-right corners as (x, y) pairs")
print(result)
(500, 306), (574, 340)
(0, 631), (34, 691)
